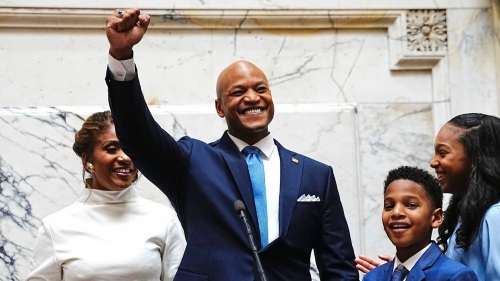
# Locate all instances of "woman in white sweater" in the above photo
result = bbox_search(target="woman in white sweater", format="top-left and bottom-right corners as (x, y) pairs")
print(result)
(26, 111), (186, 281)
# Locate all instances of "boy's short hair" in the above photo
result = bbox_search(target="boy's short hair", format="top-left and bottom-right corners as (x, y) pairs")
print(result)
(384, 166), (443, 209)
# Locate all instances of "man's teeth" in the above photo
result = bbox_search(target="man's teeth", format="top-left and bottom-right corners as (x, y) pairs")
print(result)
(245, 109), (261, 114)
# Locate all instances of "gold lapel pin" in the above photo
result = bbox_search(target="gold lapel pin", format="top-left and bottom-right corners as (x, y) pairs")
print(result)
(292, 157), (299, 164)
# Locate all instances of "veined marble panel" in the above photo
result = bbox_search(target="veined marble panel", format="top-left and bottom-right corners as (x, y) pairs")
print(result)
(357, 103), (436, 258)
(1, 20), (433, 107)
(447, 8), (499, 116)
(0, 104), (361, 280)
(0, 6), (498, 116)
(0, 4), (498, 281)
(0, 0), (492, 10)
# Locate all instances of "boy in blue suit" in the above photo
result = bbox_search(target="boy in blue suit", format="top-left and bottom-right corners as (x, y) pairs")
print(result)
(363, 166), (477, 281)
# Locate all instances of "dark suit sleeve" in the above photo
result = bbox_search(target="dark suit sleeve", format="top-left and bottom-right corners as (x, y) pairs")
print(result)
(315, 167), (359, 280)
(105, 68), (188, 211)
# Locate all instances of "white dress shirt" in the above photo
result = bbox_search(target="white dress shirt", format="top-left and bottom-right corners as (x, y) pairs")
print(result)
(108, 54), (135, 81)
(229, 133), (281, 244)
(392, 243), (432, 281)
(25, 186), (186, 281)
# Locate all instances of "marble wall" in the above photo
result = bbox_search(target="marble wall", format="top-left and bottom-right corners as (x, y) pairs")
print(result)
(0, 1), (499, 280)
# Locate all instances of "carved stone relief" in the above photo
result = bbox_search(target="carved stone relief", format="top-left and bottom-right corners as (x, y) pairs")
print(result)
(407, 10), (447, 52)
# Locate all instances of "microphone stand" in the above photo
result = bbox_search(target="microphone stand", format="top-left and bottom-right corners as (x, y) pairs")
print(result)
(234, 200), (268, 281)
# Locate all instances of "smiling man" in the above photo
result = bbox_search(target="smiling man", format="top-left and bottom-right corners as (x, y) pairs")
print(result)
(104, 8), (358, 281)
(215, 60), (275, 146)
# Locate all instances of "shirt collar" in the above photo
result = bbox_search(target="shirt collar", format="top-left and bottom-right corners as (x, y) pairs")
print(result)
(228, 132), (276, 160)
(393, 242), (432, 273)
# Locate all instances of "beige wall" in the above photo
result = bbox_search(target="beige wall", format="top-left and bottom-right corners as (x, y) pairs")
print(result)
(1, 1), (499, 280)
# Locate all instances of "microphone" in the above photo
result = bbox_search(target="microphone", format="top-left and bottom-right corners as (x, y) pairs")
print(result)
(234, 200), (268, 281)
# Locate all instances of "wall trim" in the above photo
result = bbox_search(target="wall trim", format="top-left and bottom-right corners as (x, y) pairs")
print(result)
(0, 7), (449, 115)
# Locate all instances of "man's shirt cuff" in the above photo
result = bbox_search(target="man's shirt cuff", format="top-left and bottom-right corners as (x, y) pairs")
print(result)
(108, 54), (136, 81)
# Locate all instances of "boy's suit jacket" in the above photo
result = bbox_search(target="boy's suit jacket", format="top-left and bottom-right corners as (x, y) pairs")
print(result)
(363, 242), (478, 281)
(106, 70), (358, 281)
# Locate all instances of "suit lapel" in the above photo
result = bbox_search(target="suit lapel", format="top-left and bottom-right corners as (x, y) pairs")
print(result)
(384, 260), (396, 280)
(275, 140), (303, 236)
(218, 132), (260, 231)
(406, 242), (441, 281)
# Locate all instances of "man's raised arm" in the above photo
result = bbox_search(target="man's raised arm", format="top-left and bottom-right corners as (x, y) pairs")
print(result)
(106, 8), (150, 60)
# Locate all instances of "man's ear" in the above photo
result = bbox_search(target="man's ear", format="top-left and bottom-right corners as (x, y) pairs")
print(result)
(431, 208), (443, 229)
(215, 99), (224, 118)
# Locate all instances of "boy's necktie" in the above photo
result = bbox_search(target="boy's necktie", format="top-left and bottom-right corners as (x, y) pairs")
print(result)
(242, 146), (268, 247)
(391, 264), (409, 281)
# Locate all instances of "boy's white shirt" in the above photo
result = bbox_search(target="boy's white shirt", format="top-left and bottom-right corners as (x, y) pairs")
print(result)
(393, 242), (432, 281)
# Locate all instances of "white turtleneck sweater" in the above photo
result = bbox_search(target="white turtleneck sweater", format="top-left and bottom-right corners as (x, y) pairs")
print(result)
(25, 187), (186, 281)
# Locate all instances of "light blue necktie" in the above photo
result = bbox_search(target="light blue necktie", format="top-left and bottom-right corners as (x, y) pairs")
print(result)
(391, 264), (409, 281)
(242, 146), (268, 247)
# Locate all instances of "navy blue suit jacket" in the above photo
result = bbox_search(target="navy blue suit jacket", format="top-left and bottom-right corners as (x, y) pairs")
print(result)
(363, 242), (478, 281)
(106, 70), (358, 281)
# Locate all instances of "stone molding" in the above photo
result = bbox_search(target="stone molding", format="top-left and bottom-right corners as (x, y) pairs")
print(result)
(0, 8), (447, 69)
(0, 7), (450, 125)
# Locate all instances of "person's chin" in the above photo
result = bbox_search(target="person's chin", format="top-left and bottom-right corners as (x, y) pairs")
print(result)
(386, 231), (411, 247)
(113, 181), (133, 189)
(391, 239), (413, 249)
(440, 183), (450, 193)
(437, 177), (450, 192)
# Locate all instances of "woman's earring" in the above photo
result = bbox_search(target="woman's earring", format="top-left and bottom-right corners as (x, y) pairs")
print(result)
(86, 162), (95, 173)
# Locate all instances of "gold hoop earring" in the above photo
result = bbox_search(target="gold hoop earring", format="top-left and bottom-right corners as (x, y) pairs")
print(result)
(86, 162), (95, 173)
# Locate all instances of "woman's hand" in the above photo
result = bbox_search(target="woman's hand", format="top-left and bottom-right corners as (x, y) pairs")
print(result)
(355, 254), (392, 274)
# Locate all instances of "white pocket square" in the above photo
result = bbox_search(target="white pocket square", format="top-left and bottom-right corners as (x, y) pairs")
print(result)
(297, 194), (321, 202)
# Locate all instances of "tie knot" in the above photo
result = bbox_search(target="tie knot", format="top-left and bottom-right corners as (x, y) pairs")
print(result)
(396, 264), (407, 271)
(242, 146), (261, 157)
(392, 264), (409, 281)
